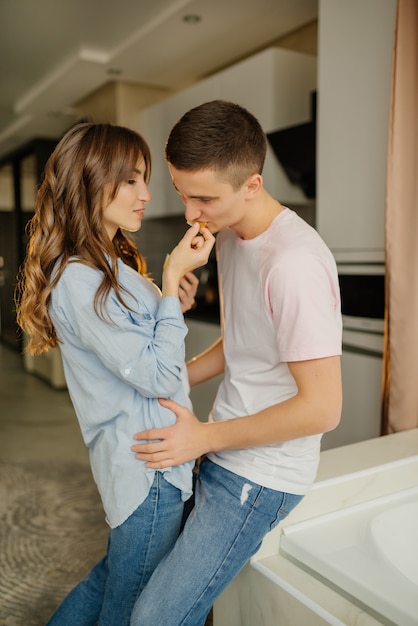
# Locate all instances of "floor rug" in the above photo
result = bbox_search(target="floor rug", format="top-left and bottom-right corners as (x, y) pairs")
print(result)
(0, 459), (108, 625)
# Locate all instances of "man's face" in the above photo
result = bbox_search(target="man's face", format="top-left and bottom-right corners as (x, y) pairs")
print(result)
(168, 164), (249, 235)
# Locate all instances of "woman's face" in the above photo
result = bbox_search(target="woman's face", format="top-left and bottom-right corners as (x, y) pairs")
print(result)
(102, 158), (151, 240)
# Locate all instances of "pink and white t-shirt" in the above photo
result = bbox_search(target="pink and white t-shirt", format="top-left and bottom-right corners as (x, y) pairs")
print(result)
(207, 208), (342, 495)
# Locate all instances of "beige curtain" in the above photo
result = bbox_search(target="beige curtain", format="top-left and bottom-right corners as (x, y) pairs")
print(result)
(382, 0), (418, 433)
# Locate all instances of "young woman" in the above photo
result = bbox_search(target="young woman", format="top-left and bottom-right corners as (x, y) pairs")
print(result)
(16, 122), (214, 626)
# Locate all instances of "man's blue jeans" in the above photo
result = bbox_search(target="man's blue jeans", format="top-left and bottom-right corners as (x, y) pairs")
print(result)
(130, 458), (303, 626)
(46, 472), (185, 626)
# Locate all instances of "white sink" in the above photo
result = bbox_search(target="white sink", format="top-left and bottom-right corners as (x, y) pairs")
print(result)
(280, 485), (418, 625)
(369, 498), (418, 588)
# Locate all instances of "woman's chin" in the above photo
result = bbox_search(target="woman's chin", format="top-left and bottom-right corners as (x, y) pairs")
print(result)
(122, 222), (142, 233)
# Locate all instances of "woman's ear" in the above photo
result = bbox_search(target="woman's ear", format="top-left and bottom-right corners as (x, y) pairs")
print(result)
(245, 173), (263, 197)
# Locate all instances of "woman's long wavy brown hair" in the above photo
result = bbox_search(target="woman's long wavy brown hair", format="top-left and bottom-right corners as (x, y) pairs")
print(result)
(16, 122), (151, 355)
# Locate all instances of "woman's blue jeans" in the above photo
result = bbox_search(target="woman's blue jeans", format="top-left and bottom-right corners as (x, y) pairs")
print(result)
(130, 458), (303, 626)
(46, 472), (185, 626)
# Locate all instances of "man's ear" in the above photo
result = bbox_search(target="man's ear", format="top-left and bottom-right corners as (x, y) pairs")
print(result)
(245, 173), (263, 197)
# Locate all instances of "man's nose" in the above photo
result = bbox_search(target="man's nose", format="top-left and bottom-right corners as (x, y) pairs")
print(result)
(184, 205), (201, 223)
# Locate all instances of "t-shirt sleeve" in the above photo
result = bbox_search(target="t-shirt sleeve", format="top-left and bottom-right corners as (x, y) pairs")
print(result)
(266, 252), (342, 362)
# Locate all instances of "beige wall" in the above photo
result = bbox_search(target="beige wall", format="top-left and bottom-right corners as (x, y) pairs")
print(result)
(273, 19), (317, 56)
(75, 81), (171, 131)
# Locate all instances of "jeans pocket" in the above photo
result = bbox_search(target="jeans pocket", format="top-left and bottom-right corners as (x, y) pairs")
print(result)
(270, 492), (304, 531)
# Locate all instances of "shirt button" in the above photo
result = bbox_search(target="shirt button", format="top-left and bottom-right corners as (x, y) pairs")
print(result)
(124, 368), (130, 376)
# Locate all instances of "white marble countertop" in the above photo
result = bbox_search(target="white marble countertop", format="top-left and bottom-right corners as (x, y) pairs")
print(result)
(316, 428), (418, 482)
(251, 429), (418, 625)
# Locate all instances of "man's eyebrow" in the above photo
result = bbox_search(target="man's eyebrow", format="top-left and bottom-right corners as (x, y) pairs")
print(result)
(172, 182), (216, 201)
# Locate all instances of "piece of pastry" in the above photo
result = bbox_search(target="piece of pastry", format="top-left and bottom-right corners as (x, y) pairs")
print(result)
(186, 219), (207, 228)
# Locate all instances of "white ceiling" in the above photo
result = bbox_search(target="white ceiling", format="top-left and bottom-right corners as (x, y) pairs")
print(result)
(0, 0), (317, 160)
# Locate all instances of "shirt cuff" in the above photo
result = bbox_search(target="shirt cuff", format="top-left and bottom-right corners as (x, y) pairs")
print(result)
(157, 295), (183, 321)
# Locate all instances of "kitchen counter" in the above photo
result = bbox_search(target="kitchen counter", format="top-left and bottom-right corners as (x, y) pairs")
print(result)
(213, 429), (418, 626)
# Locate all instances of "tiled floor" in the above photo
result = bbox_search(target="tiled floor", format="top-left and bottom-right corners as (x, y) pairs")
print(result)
(0, 343), (88, 464)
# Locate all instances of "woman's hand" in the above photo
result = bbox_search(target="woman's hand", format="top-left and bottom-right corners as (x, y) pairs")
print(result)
(162, 224), (215, 298)
(179, 272), (199, 313)
(168, 223), (215, 274)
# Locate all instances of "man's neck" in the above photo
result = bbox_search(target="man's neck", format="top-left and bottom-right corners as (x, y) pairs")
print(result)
(235, 192), (285, 240)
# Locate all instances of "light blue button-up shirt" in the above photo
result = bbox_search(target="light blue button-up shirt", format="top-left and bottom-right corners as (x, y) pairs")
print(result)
(49, 258), (193, 528)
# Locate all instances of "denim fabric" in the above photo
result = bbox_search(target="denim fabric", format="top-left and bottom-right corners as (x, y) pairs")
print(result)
(46, 473), (185, 626)
(131, 459), (303, 626)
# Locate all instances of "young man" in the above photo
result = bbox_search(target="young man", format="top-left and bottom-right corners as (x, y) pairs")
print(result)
(130, 100), (342, 626)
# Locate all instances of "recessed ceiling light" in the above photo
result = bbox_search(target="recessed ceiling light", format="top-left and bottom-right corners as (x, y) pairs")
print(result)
(183, 14), (202, 24)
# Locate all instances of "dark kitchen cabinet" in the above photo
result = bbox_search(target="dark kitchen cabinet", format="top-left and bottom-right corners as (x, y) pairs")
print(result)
(0, 139), (57, 351)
